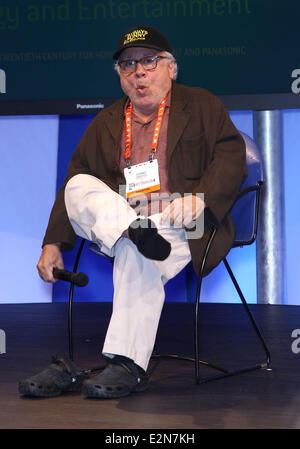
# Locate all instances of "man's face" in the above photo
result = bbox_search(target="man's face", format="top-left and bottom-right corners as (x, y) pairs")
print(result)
(118, 47), (175, 115)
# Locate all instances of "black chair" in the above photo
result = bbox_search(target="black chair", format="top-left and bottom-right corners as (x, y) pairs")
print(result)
(191, 131), (271, 383)
(66, 131), (272, 384)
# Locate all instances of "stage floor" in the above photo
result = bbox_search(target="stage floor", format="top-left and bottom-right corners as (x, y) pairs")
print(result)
(0, 301), (300, 430)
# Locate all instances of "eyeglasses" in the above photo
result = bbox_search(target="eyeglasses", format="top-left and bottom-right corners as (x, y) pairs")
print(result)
(118, 55), (170, 73)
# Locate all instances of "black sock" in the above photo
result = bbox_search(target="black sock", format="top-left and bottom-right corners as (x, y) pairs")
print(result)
(128, 218), (171, 261)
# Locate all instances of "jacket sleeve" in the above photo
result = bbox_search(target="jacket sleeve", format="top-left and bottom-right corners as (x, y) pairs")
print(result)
(194, 95), (247, 226)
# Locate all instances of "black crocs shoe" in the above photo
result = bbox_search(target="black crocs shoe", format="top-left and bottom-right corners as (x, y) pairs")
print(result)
(18, 356), (90, 398)
(82, 356), (149, 399)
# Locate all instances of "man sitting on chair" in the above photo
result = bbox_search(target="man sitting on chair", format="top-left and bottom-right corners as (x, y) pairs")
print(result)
(19, 26), (247, 399)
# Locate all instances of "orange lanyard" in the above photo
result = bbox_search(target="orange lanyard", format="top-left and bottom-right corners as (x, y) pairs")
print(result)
(124, 94), (168, 168)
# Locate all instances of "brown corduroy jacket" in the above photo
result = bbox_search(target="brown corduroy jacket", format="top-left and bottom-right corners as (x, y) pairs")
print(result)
(43, 82), (247, 276)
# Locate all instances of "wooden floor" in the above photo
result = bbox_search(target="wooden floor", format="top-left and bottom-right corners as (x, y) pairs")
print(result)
(0, 301), (300, 430)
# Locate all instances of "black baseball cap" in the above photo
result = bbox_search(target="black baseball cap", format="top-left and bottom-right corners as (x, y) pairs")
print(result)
(113, 26), (173, 60)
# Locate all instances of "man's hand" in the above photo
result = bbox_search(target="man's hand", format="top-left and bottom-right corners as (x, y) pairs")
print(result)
(37, 244), (64, 283)
(160, 194), (205, 228)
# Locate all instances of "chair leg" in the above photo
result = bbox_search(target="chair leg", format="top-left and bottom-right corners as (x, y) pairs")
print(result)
(150, 226), (226, 382)
(193, 234), (272, 385)
(194, 227), (219, 383)
(68, 239), (86, 361)
(223, 257), (271, 368)
(66, 239), (105, 375)
(150, 227), (227, 379)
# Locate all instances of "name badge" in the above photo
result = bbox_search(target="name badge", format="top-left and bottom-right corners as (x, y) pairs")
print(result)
(124, 159), (160, 198)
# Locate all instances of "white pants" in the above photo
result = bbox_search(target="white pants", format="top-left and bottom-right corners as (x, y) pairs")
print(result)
(65, 174), (191, 371)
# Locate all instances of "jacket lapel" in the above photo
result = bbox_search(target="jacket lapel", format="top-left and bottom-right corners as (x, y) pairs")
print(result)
(167, 83), (191, 164)
(102, 96), (127, 173)
(104, 96), (126, 144)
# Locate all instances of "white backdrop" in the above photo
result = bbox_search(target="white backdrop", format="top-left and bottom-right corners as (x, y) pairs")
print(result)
(0, 115), (59, 303)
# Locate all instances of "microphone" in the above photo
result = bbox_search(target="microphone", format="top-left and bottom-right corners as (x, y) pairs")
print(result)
(53, 268), (89, 287)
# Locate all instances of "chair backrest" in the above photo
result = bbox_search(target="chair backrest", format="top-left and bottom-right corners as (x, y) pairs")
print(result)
(230, 131), (264, 247)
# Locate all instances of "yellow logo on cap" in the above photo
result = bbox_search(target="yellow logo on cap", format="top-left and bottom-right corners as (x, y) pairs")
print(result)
(123, 29), (149, 46)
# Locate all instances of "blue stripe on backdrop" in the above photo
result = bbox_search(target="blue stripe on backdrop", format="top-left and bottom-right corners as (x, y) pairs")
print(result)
(52, 114), (188, 302)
